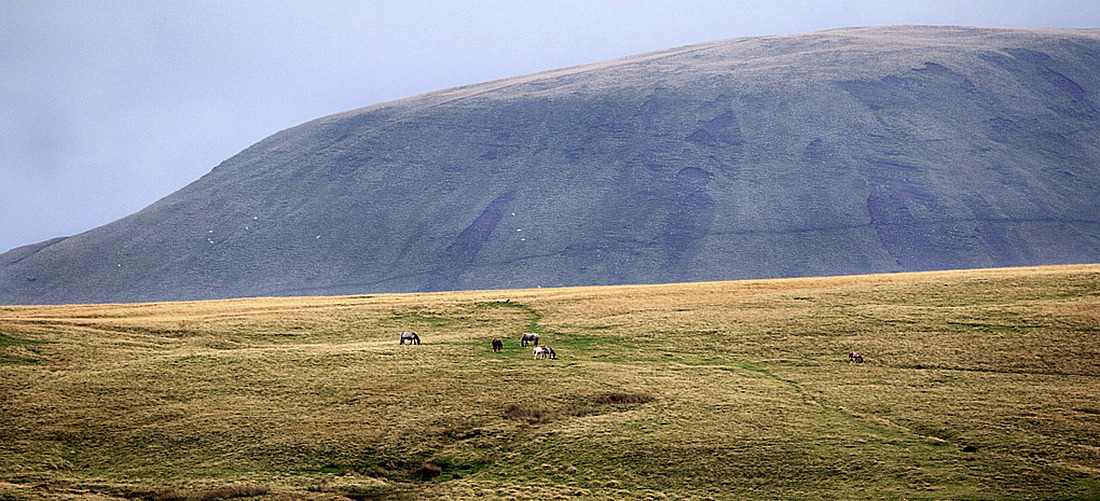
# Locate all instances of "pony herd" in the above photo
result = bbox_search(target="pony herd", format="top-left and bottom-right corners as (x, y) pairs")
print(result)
(400, 331), (557, 360)
(403, 330), (859, 364)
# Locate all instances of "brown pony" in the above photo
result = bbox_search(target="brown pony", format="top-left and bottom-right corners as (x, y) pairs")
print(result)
(492, 338), (503, 352)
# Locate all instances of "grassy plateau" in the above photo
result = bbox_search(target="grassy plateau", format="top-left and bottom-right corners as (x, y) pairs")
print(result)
(1, 265), (1098, 500)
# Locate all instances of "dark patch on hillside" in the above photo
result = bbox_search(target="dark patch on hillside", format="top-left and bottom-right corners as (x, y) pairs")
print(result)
(981, 47), (1099, 114)
(960, 194), (1020, 267)
(863, 159), (944, 271)
(422, 192), (515, 292)
(676, 167), (713, 181)
(685, 111), (744, 149)
(662, 168), (716, 277)
(838, 80), (910, 111)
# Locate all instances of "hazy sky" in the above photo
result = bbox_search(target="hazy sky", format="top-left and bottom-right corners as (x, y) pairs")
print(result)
(2, 1), (1098, 252)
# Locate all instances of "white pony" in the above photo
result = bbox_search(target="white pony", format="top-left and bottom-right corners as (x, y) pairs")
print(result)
(533, 344), (556, 360)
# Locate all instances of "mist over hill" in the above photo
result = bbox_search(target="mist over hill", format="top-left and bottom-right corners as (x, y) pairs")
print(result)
(3, 26), (1099, 305)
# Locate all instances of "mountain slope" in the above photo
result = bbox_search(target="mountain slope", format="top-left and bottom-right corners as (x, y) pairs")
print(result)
(3, 26), (1100, 304)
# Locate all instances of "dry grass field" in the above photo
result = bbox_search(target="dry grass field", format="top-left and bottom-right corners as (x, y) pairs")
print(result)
(1, 265), (1098, 500)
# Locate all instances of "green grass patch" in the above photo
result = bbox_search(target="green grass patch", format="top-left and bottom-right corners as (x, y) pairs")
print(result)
(1073, 478), (1100, 500)
(0, 332), (44, 348)
(0, 332), (47, 365)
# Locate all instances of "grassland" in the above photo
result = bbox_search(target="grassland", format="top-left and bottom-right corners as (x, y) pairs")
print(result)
(1, 265), (1098, 500)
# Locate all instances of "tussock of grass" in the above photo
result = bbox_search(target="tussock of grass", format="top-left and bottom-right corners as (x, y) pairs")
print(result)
(502, 403), (560, 423)
(591, 391), (653, 405)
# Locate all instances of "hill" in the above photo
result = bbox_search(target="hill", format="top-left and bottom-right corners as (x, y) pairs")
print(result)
(3, 26), (1100, 305)
(1, 265), (1098, 499)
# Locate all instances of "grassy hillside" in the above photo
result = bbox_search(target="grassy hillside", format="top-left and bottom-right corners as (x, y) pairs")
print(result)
(1, 265), (1098, 499)
(6, 27), (1100, 305)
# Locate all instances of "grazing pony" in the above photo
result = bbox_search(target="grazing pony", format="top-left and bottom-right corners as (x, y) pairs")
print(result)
(400, 331), (421, 345)
(492, 338), (503, 352)
(533, 345), (556, 360)
(520, 333), (540, 347)
(848, 351), (864, 363)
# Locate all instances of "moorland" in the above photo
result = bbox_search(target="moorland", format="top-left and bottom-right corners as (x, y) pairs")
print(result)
(1, 264), (1098, 499)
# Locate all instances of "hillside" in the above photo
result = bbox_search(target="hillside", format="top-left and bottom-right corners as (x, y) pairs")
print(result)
(3, 26), (1100, 304)
(1, 265), (1098, 499)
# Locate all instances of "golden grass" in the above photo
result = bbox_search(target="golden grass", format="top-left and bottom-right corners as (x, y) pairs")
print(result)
(1, 265), (1098, 499)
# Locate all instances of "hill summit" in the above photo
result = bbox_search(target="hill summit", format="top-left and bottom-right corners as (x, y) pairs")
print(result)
(3, 26), (1099, 304)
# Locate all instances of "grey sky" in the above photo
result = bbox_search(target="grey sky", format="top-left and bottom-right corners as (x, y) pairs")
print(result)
(2, 1), (1098, 252)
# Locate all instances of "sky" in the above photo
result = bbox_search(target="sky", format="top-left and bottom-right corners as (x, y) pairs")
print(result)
(2, 1), (1098, 252)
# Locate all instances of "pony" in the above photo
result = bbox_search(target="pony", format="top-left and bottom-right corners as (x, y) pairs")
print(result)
(848, 351), (864, 363)
(400, 331), (421, 345)
(533, 344), (556, 360)
(492, 338), (503, 352)
(520, 333), (540, 347)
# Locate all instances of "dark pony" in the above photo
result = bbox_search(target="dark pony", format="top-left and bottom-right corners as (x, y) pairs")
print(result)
(848, 351), (863, 363)
(492, 338), (503, 352)
(400, 332), (421, 345)
(520, 333), (540, 347)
